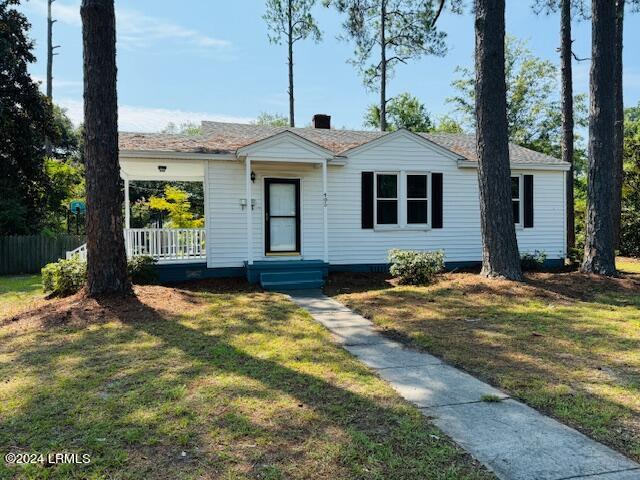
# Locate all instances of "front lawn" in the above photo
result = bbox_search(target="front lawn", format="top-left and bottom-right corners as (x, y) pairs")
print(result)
(0, 274), (44, 320)
(327, 270), (640, 462)
(618, 257), (640, 275)
(0, 280), (491, 480)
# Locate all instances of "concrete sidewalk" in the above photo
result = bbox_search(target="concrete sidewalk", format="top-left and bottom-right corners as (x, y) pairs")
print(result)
(290, 290), (640, 480)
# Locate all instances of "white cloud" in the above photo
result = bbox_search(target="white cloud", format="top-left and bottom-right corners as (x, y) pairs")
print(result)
(25, 0), (231, 51)
(57, 98), (254, 132)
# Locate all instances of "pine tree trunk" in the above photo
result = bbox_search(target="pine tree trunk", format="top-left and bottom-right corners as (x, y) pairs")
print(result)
(612, 0), (624, 249)
(474, 0), (522, 281)
(379, 0), (387, 132)
(46, 0), (53, 100)
(81, 0), (131, 296)
(287, 0), (295, 128)
(560, 0), (575, 254)
(45, 0), (54, 156)
(582, 0), (617, 276)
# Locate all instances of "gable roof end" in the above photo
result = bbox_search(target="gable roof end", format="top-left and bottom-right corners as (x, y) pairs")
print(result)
(340, 128), (466, 161)
(236, 130), (335, 159)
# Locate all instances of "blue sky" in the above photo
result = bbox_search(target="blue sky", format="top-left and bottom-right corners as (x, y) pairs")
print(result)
(19, 0), (640, 132)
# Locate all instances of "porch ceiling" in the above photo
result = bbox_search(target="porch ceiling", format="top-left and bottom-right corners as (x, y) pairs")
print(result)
(120, 157), (205, 181)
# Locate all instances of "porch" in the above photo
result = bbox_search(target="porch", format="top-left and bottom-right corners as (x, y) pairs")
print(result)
(66, 228), (207, 264)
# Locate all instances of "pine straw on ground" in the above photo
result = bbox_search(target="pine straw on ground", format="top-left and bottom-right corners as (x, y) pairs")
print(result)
(1, 278), (257, 331)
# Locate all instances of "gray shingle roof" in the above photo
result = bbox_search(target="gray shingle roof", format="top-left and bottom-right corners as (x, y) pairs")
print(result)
(119, 121), (567, 166)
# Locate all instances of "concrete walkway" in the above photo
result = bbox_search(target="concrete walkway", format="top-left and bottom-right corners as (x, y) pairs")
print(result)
(290, 290), (640, 480)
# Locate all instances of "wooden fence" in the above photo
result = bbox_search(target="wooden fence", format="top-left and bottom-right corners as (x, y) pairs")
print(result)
(0, 235), (86, 275)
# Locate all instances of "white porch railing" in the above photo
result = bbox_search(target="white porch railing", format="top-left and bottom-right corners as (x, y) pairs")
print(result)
(66, 243), (87, 261)
(65, 228), (206, 264)
(125, 228), (206, 263)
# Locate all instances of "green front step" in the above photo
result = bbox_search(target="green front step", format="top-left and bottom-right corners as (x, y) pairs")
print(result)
(260, 270), (325, 292)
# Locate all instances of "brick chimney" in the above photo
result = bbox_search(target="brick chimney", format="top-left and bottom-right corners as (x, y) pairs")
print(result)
(312, 114), (331, 129)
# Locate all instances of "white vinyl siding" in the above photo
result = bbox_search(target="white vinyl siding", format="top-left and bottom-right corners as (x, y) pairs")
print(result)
(205, 133), (567, 268)
(206, 161), (323, 268)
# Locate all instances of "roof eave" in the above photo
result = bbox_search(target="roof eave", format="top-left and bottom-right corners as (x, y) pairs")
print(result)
(457, 159), (571, 171)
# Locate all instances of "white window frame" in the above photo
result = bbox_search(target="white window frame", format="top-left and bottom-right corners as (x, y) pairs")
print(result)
(511, 174), (523, 228)
(404, 171), (431, 229)
(373, 171), (433, 230)
(374, 172), (400, 228)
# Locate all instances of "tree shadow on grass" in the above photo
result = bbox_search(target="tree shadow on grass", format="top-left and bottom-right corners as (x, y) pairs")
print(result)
(336, 281), (640, 461)
(0, 284), (491, 480)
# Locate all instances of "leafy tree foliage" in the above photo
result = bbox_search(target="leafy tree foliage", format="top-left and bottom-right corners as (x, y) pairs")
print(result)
(620, 103), (640, 256)
(0, 0), (57, 234)
(326, 0), (461, 131)
(253, 112), (290, 127)
(364, 92), (433, 132)
(128, 181), (204, 228)
(433, 115), (464, 133)
(161, 121), (202, 136)
(147, 186), (204, 228)
(449, 35), (587, 157)
(43, 158), (85, 233)
(264, 0), (321, 127)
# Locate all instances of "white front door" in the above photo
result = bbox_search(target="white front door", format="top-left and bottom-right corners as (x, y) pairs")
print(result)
(265, 179), (300, 254)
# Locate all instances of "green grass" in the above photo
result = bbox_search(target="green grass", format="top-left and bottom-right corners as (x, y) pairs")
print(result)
(0, 275), (43, 319)
(330, 270), (640, 462)
(618, 257), (640, 274)
(0, 283), (491, 480)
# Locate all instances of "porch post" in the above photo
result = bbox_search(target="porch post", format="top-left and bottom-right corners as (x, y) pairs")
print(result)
(322, 159), (328, 263)
(245, 157), (253, 265)
(124, 176), (131, 229)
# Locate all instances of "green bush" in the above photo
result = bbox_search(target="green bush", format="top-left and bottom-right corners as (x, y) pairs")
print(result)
(42, 257), (87, 296)
(42, 255), (159, 296)
(128, 256), (158, 285)
(520, 250), (547, 271)
(388, 249), (445, 285)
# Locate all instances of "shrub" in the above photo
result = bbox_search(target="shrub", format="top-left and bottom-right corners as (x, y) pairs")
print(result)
(620, 210), (640, 258)
(388, 249), (445, 285)
(520, 250), (547, 271)
(128, 256), (158, 285)
(42, 257), (87, 296)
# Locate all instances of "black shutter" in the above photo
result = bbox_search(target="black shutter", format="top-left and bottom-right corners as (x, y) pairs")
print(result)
(361, 172), (374, 229)
(524, 174), (534, 228)
(432, 173), (443, 229)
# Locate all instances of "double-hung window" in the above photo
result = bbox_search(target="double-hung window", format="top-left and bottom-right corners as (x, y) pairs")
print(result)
(406, 173), (429, 225)
(375, 173), (399, 225)
(511, 175), (522, 226)
(373, 171), (432, 228)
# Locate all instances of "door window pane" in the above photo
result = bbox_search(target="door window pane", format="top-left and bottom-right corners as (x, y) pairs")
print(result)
(407, 200), (428, 224)
(270, 218), (296, 251)
(269, 183), (296, 216)
(376, 174), (397, 198)
(377, 200), (398, 224)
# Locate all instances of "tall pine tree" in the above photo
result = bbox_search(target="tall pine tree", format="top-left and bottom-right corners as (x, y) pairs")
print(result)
(474, 0), (522, 280)
(264, 0), (321, 127)
(326, 0), (459, 131)
(81, 0), (131, 295)
(582, 0), (617, 275)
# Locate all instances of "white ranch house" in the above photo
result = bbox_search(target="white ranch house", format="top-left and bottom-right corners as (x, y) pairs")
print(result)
(72, 115), (569, 289)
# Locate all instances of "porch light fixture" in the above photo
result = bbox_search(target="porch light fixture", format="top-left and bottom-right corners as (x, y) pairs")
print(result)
(251, 171), (256, 183)
(158, 165), (167, 173)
